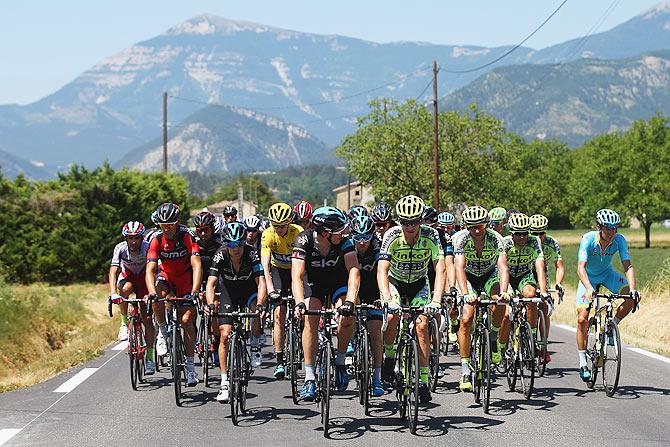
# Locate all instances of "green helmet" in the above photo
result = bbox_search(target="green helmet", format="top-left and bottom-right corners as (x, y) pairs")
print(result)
(489, 207), (507, 223)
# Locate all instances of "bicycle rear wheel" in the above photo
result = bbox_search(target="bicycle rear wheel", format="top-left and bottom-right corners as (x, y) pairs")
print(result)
(586, 317), (600, 390)
(536, 310), (548, 377)
(173, 327), (183, 407)
(407, 339), (420, 435)
(429, 318), (440, 392)
(319, 339), (333, 438)
(356, 327), (370, 408)
(519, 322), (535, 399)
(602, 320), (621, 397)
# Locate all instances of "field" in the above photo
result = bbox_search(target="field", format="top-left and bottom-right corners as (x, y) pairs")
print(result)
(0, 281), (116, 392)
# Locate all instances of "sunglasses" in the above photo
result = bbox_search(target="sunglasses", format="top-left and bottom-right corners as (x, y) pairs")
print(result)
(468, 224), (487, 231)
(196, 226), (213, 234)
(159, 222), (177, 229)
(227, 240), (245, 248)
(512, 231), (529, 237)
(400, 220), (420, 227)
(353, 233), (373, 243)
(374, 222), (390, 228)
(273, 224), (288, 230)
(532, 231), (546, 236)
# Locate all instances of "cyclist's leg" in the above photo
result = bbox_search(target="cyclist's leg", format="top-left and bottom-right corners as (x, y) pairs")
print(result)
(603, 269), (632, 321)
(272, 267), (289, 367)
(116, 276), (131, 327)
(382, 280), (402, 358)
(458, 274), (478, 361)
(410, 280), (432, 368)
(302, 283), (323, 385)
(485, 272), (505, 354)
(176, 279), (197, 358)
(246, 292), (261, 338)
(575, 279), (593, 351)
(333, 286), (354, 358)
(520, 272), (539, 329)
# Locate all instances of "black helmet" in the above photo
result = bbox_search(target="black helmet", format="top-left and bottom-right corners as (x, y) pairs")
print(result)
(422, 206), (438, 224)
(312, 206), (348, 233)
(372, 202), (392, 222)
(223, 205), (237, 217)
(155, 202), (180, 224)
(193, 211), (216, 228)
(223, 221), (245, 243)
(348, 205), (369, 221)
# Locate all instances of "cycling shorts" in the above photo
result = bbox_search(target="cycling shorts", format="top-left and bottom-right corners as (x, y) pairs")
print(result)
(117, 269), (148, 299)
(465, 268), (500, 297)
(156, 269), (193, 299)
(305, 282), (348, 307)
(510, 271), (537, 294)
(388, 276), (431, 308)
(576, 268), (627, 309)
(218, 279), (258, 325)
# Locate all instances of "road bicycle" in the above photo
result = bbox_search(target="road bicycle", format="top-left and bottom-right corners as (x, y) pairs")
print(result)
(505, 294), (541, 400)
(108, 297), (146, 390)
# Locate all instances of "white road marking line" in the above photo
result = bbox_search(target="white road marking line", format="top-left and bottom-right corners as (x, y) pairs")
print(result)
(0, 429), (22, 446)
(112, 341), (128, 351)
(628, 347), (670, 364)
(555, 323), (577, 333)
(53, 368), (98, 393)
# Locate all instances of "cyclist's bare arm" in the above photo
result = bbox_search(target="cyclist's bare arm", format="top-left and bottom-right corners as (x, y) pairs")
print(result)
(497, 252), (509, 294)
(622, 259), (636, 291)
(444, 255), (456, 290)
(291, 258), (306, 305)
(554, 258), (565, 285)
(377, 259), (392, 301)
(256, 276), (268, 307)
(343, 251), (361, 305)
(577, 261), (592, 291)
(190, 255), (202, 295)
(535, 257), (547, 295)
(262, 254), (274, 293)
(205, 275), (218, 306)
(432, 257), (446, 303)
(108, 265), (119, 295)
(455, 254), (469, 296)
(146, 261), (158, 296)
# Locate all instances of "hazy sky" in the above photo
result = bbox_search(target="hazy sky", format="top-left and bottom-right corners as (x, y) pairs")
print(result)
(0, 0), (661, 105)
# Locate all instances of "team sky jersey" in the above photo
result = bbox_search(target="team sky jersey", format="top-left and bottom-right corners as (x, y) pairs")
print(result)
(147, 225), (200, 277)
(578, 231), (630, 277)
(111, 240), (150, 276)
(261, 224), (303, 269)
(292, 230), (356, 284)
(452, 228), (504, 277)
(246, 236), (261, 251)
(143, 227), (160, 243)
(196, 234), (225, 277)
(436, 228), (454, 256)
(209, 245), (263, 283)
(502, 235), (544, 278)
(356, 237), (381, 299)
(379, 225), (444, 283)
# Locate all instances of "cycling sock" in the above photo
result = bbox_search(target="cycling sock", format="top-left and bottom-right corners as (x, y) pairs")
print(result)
(531, 327), (537, 336)
(450, 318), (458, 326)
(147, 348), (154, 359)
(221, 372), (228, 383)
(461, 358), (470, 376)
(373, 367), (382, 382)
(384, 344), (396, 358)
(578, 350), (587, 368)
(497, 340), (506, 353)
(419, 366), (429, 384)
(159, 324), (168, 338)
(305, 365), (315, 382)
(120, 315), (128, 326)
(612, 316), (621, 326)
(335, 350), (346, 366)
(490, 323), (500, 342)
(250, 336), (259, 348)
(276, 351), (284, 365)
(186, 357), (194, 371)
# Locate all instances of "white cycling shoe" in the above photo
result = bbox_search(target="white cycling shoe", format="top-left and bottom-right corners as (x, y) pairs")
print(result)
(186, 370), (198, 387)
(156, 333), (168, 356)
(216, 384), (230, 403)
(251, 348), (262, 368)
(117, 325), (128, 341)
(145, 360), (156, 375)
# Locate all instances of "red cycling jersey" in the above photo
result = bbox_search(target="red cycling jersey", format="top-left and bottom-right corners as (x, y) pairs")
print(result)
(147, 225), (200, 277)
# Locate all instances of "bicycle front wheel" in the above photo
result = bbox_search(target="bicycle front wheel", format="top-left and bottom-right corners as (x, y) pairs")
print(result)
(519, 322), (535, 399)
(482, 329), (492, 414)
(318, 339), (333, 438)
(472, 330), (483, 403)
(429, 317), (440, 392)
(229, 335), (240, 425)
(602, 320), (622, 397)
(289, 319), (301, 404)
(128, 323), (137, 391)
(173, 327), (183, 407)
(407, 339), (420, 435)
(536, 310), (548, 377)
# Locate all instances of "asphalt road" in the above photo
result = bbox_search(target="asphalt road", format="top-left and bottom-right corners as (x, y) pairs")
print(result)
(1, 323), (669, 446)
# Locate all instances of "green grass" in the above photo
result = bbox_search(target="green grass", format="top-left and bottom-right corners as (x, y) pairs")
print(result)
(550, 225), (670, 248)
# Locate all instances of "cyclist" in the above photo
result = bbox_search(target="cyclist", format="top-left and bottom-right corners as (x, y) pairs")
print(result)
(143, 210), (160, 243)
(146, 202), (202, 386)
(205, 222), (267, 402)
(109, 222), (150, 344)
(244, 215), (262, 250)
(437, 212), (457, 236)
(292, 206), (361, 400)
(489, 207), (507, 236)
(575, 209), (639, 381)
(351, 215), (385, 397)
(293, 200), (313, 230)
(223, 205), (238, 224)
(261, 202), (303, 380)
(452, 205), (509, 392)
(434, 211), (460, 344)
(530, 214), (565, 364)
(498, 213), (548, 366)
(371, 202), (395, 242)
(378, 195), (446, 404)
(193, 211), (225, 287)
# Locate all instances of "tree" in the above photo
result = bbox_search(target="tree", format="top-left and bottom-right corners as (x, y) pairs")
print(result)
(206, 173), (276, 214)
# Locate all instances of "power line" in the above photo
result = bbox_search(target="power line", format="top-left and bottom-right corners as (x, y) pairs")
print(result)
(442, 0), (569, 74)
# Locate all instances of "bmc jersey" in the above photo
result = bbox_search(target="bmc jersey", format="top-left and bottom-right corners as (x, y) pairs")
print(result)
(261, 224), (303, 269)
(292, 230), (356, 284)
(578, 231), (630, 277)
(379, 225), (443, 283)
(209, 245), (263, 283)
(147, 225), (200, 277)
(452, 228), (504, 277)
(502, 235), (544, 278)
(111, 240), (150, 276)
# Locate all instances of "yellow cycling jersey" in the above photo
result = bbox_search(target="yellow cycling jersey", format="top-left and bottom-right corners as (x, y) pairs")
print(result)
(261, 224), (303, 269)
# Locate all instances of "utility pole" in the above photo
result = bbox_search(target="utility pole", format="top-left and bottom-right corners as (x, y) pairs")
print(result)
(162, 91), (168, 174)
(432, 61), (440, 209)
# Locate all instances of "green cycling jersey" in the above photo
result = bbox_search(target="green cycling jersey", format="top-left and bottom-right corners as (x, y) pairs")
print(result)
(502, 235), (544, 278)
(540, 234), (562, 264)
(452, 228), (504, 277)
(379, 225), (443, 283)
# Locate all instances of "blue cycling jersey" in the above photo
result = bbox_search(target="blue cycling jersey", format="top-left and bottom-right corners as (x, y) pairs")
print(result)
(577, 231), (630, 277)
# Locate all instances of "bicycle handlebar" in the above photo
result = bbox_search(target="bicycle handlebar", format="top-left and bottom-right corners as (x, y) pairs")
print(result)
(219, 311), (260, 319)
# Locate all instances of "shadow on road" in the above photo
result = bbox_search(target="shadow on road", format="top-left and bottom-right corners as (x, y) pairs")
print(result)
(612, 385), (670, 400)
(236, 405), (319, 426)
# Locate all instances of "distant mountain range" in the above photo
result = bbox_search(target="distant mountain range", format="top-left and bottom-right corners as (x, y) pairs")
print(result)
(0, 148), (53, 180)
(3, 2), (670, 178)
(117, 104), (332, 172)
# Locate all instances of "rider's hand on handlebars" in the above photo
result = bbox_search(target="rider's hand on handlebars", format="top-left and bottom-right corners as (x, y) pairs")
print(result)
(109, 294), (123, 304)
(268, 291), (282, 303)
(630, 289), (641, 313)
(338, 300), (355, 317)
(424, 301), (441, 314)
(498, 291), (511, 303)
(294, 301), (306, 319)
(464, 293), (477, 305)
(584, 287), (595, 303)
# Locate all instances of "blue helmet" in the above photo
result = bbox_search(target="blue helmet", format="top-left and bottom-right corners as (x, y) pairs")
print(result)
(351, 215), (374, 241)
(437, 212), (455, 226)
(223, 221), (245, 243)
(596, 209), (621, 228)
(312, 206), (348, 233)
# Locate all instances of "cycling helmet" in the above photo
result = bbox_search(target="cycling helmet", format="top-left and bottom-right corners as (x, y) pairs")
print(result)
(244, 215), (261, 232)
(351, 215), (375, 240)
(489, 207), (507, 223)
(214, 215), (225, 234)
(462, 205), (489, 226)
(223, 205), (237, 217)
(348, 205), (369, 221)
(122, 221), (145, 237)
(422, 206), (438, 224)
(223, 221), (246, 243)
(259, 216), (270, 232)
(596, 209), (621, 228)
(508, 213), (531, 233)
(155, 202), (180, 224)
(193, 211), (216, 228)
(507, 209), (520, 218)
(437, 212), (455, 226)
(395, 195), (425, 221)
(312, 206), (348, 233)
(372, 202), (393, 222)
(268, 202), (293, 225)
(150, 210), (159, 227)
(293, 201), (313, 222)
(529, 214), (549, 232)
